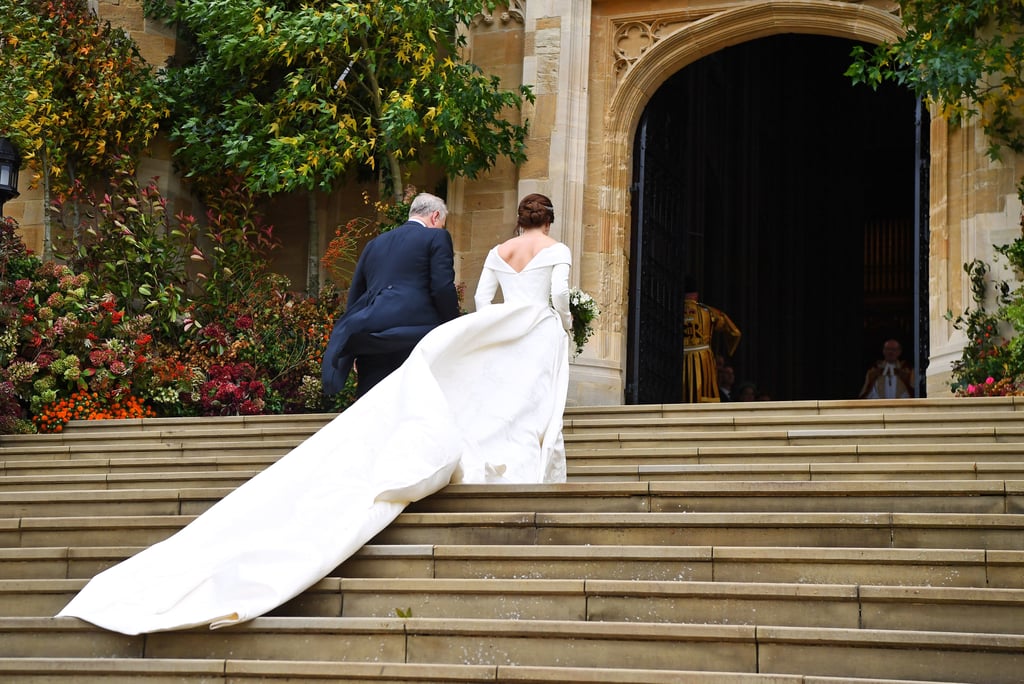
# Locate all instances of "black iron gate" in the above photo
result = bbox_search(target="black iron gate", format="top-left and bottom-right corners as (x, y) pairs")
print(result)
(626, 107), (688, 404)
(913, 98), (931, 397)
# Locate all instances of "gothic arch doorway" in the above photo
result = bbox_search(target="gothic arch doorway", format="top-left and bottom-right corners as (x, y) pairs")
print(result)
(626, 34), (926, 403)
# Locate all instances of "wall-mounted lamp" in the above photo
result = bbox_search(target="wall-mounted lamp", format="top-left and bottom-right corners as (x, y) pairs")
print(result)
(0, 137), (22, 216)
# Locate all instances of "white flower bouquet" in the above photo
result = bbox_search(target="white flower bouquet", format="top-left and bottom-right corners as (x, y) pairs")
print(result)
(568, 287), (599, 358)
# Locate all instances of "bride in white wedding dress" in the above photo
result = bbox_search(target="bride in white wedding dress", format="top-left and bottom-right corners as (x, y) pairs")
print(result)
(56, 193), (573, 634)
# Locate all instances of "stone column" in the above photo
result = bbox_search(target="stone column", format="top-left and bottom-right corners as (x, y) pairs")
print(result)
(927, 111), (1024, 395)
(520, 0), (591, 281)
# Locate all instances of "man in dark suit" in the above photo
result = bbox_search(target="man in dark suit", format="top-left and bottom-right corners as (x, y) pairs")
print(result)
(321, 193), (461, 397)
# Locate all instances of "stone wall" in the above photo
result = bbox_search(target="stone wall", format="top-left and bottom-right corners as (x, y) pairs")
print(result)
(7, 0), (179, 257)
(9, 0), (1023, 404)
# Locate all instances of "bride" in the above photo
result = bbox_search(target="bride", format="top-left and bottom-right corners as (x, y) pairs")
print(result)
(56, 193), (573, 634)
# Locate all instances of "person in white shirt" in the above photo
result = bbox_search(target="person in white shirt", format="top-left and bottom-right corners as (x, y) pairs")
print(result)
(859, 339), (914, 399)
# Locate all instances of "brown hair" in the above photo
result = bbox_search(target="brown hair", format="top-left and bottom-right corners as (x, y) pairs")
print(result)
(516, 193), (555, 231)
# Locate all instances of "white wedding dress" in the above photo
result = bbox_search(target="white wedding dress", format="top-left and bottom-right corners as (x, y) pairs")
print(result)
(56, 242), (572, 635)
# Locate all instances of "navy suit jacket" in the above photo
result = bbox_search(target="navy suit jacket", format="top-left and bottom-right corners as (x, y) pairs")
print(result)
(321, 220), (460, 395)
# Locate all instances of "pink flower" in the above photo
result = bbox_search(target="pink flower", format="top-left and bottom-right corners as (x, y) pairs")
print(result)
(967, 384), (977, 394)
(986, 377), (994, 384)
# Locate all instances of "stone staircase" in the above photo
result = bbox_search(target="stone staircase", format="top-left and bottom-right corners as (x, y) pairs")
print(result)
(0, 397), (1022, 683)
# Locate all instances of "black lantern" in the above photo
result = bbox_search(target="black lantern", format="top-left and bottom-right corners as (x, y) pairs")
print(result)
(0, 137), (21, 215)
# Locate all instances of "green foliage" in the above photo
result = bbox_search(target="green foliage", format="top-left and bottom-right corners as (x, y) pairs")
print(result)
(0, 246), (165, 428)
(0, 174), (354, 432)
(51, 161), (197, 340)
(0, 217), (37, 433)
(847, 1), (1024, 162)
(0, 0), (167, 190)
(187, 179), (281, 312)
(944, 259), (1015, 393)
(145, 0), (533, 200)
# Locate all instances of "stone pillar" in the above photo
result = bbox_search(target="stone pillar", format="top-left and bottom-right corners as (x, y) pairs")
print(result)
(927, 111), (1024, 395)
(519, 0), (591, 283)
(521, 1), (619, 405)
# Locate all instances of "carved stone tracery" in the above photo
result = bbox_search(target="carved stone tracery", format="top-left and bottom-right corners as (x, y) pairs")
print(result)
(613, 14), (711, 81)
(612, 2), (900, 82)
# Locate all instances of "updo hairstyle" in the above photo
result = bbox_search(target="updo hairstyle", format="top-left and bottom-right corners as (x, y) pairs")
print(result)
(516, 193), (555, 232)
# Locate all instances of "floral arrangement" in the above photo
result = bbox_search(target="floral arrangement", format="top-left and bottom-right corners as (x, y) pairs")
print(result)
(35, 390), (155, 433)
(568, 287), (599, 358)
(946, 258), (1024, 396)
(0, 184), (356, 433)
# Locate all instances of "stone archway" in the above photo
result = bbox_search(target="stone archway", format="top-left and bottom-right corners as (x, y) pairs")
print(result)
(589, 1), (906, 403)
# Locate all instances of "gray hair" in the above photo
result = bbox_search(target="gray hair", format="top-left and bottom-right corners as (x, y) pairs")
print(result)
(408, 193), (447, 221)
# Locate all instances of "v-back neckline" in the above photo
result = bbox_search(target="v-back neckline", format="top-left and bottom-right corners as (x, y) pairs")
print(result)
(497, 243), (555, 274)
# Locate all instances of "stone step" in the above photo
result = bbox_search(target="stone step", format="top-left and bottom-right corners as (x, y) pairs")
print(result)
(0, 453), (279, 476)
(0, 440), (300, 463)
(0, 400), (1020, 681)
(564, 426), (1024, 450)
(564, 410), (1024, 434)
(0, 480), (1020, 518)
(7, 423), (1021, 453)
(564, 397), (1022, 419)
(567, 442), (1024, 466)
(0, 657), (963, 684)
(3, 544), (1022, 588)
(3, 462), (1024, 491)
(405, 480), (1024, 514)
(6, 428), (1015, 464)
(572, 461), (1024, 482)
(1, 617), (1021, 683)
(5, 510), (1023, 550)
(0, 414), (334, 441)
(8, 442), (1024, 478)
(0, 470), (260, 492)
(0, 396), (1000, 434)
(3, 397), (1009, 443)
(373, 511), (1024, 550)
(4, 401), (1023, 453)
(7, 576), (1024, 636)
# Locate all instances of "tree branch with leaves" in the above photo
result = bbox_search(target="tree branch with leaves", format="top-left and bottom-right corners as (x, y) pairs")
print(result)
(0, 0), (167, 257)
(148, 0), (534, 202)
(847, 1), (1024, 174)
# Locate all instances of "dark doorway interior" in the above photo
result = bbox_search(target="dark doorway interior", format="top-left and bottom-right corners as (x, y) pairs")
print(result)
(627, 34), (924, 403)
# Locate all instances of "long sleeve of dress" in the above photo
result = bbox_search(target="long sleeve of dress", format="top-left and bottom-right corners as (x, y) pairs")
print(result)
(474, 266), (499, 311)
(551, 262), (571, 331)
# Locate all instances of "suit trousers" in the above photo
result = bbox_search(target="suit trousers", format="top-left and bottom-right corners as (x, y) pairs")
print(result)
(355, 349), (413, 397)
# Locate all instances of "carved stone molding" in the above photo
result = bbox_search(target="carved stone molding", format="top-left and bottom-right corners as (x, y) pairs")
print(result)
(472, 1), (525, 28)
(611, 2), (900, 82)
(613, 14), (711, 82)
